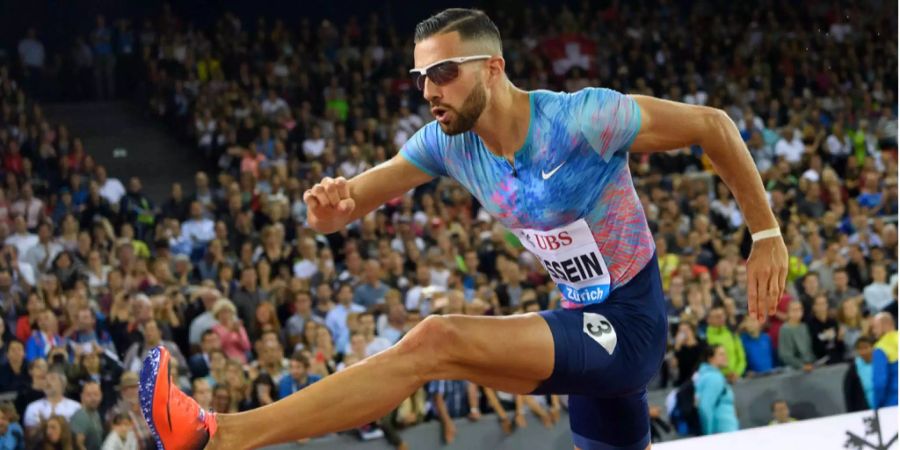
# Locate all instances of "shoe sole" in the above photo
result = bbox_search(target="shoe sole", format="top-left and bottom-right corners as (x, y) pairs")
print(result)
(140, 346), (167, 450)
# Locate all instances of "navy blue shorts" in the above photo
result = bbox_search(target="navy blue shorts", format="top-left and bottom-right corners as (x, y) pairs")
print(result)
(533, 256), (667, 450)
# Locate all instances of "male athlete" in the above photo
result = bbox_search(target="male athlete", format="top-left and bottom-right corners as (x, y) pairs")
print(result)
(140, 8), (788, 450)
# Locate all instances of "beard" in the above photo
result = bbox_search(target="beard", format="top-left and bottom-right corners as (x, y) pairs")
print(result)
(436, 81), (487, 135)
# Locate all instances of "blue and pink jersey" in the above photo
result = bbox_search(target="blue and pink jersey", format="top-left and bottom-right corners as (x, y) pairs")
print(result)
(400, 87), (655, 309)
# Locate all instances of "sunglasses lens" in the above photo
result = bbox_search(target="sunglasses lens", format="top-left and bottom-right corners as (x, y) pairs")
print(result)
(428, 62), (460, 86)
(413, 74), (426, 91)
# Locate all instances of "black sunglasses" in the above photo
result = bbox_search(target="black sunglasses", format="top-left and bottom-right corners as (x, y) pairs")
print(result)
(409, 55), (492, 91)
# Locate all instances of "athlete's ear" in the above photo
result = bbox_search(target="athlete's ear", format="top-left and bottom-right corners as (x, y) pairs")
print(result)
(487, 56), (505, 86)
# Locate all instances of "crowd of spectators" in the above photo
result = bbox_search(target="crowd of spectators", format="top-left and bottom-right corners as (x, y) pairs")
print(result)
(0, 0), (896, 447)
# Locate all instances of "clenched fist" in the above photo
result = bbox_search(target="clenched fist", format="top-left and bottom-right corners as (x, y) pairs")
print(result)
(303, 177), (356, 233)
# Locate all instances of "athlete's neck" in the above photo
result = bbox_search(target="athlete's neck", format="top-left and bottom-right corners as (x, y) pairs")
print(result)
(473, 82), (531, 161)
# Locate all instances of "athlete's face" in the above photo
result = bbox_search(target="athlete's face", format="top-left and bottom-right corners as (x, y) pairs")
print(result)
(414, 32), (490, 135)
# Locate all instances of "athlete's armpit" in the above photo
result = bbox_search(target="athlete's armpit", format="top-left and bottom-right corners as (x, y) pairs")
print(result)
(627, 95), (729, 154)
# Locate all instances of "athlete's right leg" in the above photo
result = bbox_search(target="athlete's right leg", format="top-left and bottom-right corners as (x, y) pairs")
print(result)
(142, 313), (555, 450)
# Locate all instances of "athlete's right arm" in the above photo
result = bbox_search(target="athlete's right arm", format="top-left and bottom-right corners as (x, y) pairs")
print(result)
(303, 154), (434, 234)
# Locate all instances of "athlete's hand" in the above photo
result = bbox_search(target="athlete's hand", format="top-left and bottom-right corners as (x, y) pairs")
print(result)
(746, 236), (788, 323)
(303, 177), (356, 232)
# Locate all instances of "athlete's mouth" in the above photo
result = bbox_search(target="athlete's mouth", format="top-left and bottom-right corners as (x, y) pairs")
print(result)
(432, 107), (450, 123)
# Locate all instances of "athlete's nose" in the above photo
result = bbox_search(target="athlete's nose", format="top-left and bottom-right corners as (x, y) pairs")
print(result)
(422, 76), (441, 103)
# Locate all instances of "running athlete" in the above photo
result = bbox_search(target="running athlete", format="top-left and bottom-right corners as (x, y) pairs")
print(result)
(141, 8), (788, 450)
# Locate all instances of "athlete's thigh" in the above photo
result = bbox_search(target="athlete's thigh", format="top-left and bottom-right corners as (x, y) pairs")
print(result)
(429, 313), (555, 386)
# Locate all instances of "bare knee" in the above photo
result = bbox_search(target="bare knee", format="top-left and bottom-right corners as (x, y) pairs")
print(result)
(393, 315), (461, 381)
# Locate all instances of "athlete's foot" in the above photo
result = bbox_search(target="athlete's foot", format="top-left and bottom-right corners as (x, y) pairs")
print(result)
(140, 346), (218, 450)
(499, 416), (513, 434)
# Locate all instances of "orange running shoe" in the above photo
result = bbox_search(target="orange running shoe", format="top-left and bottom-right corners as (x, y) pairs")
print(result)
(140, 346), (217, 450)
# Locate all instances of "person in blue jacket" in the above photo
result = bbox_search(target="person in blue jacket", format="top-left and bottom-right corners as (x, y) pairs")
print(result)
(871, 312), (898, 407)
(278, 353), (321, 399)
(695, 344), (740, 434)
(740, 315), (775, 375)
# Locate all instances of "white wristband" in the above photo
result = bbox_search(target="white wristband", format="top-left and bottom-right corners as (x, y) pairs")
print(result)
(751, 227), (781, 242)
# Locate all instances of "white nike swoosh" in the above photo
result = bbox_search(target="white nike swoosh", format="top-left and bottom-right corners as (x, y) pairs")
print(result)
(541, 162), (566, 180)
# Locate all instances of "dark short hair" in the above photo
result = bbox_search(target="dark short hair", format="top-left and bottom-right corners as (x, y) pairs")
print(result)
(414, 8), (501, 51)
(702, 344), (722, 362)
(290, 352), (310, 368)
(855, 336), (874, 348)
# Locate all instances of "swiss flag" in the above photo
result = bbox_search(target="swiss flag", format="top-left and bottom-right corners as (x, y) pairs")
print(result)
(540, 33), (597, 77)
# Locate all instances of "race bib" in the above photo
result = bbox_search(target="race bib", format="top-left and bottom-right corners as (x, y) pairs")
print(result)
(513, 219), (611, 306)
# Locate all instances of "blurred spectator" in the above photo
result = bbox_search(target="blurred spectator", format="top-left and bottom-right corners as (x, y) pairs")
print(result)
(0, 340), (27, 392)
(103, 372), (150, 449)
(695, 345), (739, 435)
(283, 291), (321, 349)
(806, 295), (845, 364)
(188, 329), (221, 379)
(325, 283), (364, 354)
(100, 413), (137, 450)
(24, 310), (64, 363)
(739, 316), (775, 376)
(31, 414), (75, 450)
(17, 28), (45, 82)
(871, 313), (898, 408)
(68, 381), (104, 450)
(354, 260), (388, 309)
(778, 301), (816, 372)
(837, 298), (870, 360)
(768, 399), (796, 425)
(673, 321), (705, 387)
(210, 300), (250, 364)
(22, 371), (80, 432)
(0, 402), (24, 450)
(844, 336), (875, 412)
(186, 288), (221, 346)
(65, 348), (120, 416)
(231, 267), (266, 337)
(427, 379), (469, 444)
(864, 264), (893, 315)
(191, 378), (213, 412)
(14, 358), (46, 419)
(704, 306), (745, 382)
(91, 15), (115, 100)
(239, 372), (276, 411)
(121, 319), (185, 374)
(277, 353), (320, 399)
(829, 269), (862, 311)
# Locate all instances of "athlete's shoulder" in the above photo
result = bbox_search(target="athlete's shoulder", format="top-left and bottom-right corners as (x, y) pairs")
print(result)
(529, 87), (630, 118)
(400, 120), (474, 178)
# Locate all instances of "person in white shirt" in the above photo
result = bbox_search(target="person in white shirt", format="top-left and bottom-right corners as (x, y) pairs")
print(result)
(291, 237), (319, 280)
(260, 90), (289, 118)
(774, 126), (805, 164)
(96, 166), (126, 207)
(405, 265), (437, 313)
(18, 28), (45, 70)
(24, 371), (82, 430)
(337, 145), (371, 179)
(302, 126), (325, 160)
(4, 216), (37, 260)
(23, 222), (62, 273)
(358, 313), (391, 356)
(181, 201), (215, 253)
(864, 264), (894, 315)
(11, 184), (44, 231)
(101, 413), (138, 450)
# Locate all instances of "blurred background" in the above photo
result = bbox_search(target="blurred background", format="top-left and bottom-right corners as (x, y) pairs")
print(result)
(0, 1), (895, 449)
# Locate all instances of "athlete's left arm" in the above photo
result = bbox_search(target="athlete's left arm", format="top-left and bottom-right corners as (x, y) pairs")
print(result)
(628, 95), (788, 322)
